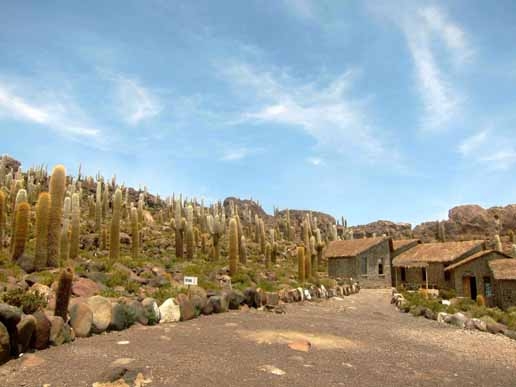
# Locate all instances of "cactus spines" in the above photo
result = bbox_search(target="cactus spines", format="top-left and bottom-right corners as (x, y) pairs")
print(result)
(11, 201), (30, 261)
(130, 207), (139, 260)
(229, 217), (238, 275)
(265, 242), (271, 269)
(297, 246), (305, 283)
(239, 235), (247, 264)
(259, 218), (266, 254)
(0, 190), (5, 249)
(138, 193), (145, 224)
(47, 165), (66, 267)
(109, 188), (122, 262)
(34, 192), (51, 270)
(69, 193), (80, 259)
(174, 199), (184, 259)
(54, 267), (74, 321)
(100, 225), (108, 251)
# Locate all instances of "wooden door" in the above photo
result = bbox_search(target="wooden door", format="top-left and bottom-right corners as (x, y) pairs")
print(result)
(463, 276), (471, 298)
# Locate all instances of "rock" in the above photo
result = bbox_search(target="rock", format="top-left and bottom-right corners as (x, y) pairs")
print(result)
(437, 312), (449, 323)
(69, 303), (93, 337)
(471, 318), (487, 332)
(209, 295), (229, 314)
(424, 308), (437, 320)
(190, 295), (206, 315)
(410, 305), (426, 317)
(243, 288), (261, 308)
(0, 303), (21, 356)
(176, 294), (195, 321)
(288, 289), (300, 302)
(141, 298), (160, 325)
(486, 321), (507, 335)
(449, 313), (468, 328)
(303, 289), (312, 301)
(30, 283), (53, 302)
(227, 290), (245, 310)
(87, 296), (112, 334)
(201, 300), (214, 315)
(16, 254), (35, 273)
(32, 310), (51, 350)
(158, 298), (180, 323)
(17, 315), (36, 353)
(296, 288), (304, 301)
(504, 330), (516, 340)
(72, 278), (101, 297)
(0, 321), (10, 364)
(126, 301), (147, 325)
(85, 271), (108, 285)
(110, 304), (129, 331)
(265, 292), (279, 306)
(288, 340), (311, 352)
(49, 316), (66, 346)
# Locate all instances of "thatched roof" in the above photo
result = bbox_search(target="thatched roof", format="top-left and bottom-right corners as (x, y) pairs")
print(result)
(489, 259), (516, 280)
(393, 240), (485, 268)
(325, 237), (392, 258)
(444, 250), (512, 272)
(393, 239), (420, 251)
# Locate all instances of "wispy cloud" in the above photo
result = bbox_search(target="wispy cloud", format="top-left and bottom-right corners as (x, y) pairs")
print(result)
(111, 75), (161, 125)
(459, 129), (516, 170)
(220, 146), (261, 161)
(0, 83), (101, 138)
(306, 157), (325, 166)
(218, 61), (396, 164)
(282, 0), (316, 20)
(458, 129), (488, 156)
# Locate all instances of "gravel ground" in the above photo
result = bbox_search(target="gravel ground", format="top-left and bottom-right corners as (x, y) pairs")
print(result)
(1, 289), (515, 387)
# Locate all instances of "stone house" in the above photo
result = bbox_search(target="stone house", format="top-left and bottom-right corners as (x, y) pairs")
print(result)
(443, 250), (512, 304)
(392, 240), (485, 290)
(488, 259), (516, 310)
(325, 237), (393, 288)
(391, 239), (421, 286)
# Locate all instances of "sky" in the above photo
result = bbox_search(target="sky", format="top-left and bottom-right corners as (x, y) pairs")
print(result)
(1, 0), (516, 226)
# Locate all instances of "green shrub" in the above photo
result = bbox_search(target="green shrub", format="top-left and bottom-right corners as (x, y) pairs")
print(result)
(1, 288), (48, 314)
(439, 288), (456, 300)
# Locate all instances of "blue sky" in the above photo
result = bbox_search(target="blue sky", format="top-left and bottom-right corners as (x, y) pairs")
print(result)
(1, 0), (516, 226)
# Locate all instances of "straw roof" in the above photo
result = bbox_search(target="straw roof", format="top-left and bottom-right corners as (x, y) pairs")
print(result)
(444, 250), (512, 272)
(392, 240), (485, 268)
(325, 237), (392, 258)
(489, 259), (516, 281)
(393, 239), (420, 251)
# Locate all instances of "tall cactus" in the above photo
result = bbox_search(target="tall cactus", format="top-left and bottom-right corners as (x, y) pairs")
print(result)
(34, 192), (50, 270)
(130, 207), (139, 260)
(494, 234), (502, 252)
(11, 201), (30, 261)
(47, 165), (66, 267)
(109, 188), (122, 262)
(0, 190), (5, 249)
(69, 193), (80, 259)
(303, 219), (312, 280)
(54, 267), (73, 321)
(297, 246), (305, 283)
(239, 235), (247, 264)
(265, 242), (271, 269)
(174, 199), (184, 259)
(95, 180), (102, 233)
(185, 222), (195, 260)
(229, 217), (238, 275)
(60, 197), (71, 264)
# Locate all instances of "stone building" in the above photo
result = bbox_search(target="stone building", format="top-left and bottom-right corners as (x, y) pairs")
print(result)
(325, 237), (393, 287)
(489, 259), (516, 310)
(443, 250), (511, 304)
(392, 240), (485, 289)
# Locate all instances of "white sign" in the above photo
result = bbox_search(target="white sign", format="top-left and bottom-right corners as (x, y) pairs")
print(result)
(184, 276), (198, 286)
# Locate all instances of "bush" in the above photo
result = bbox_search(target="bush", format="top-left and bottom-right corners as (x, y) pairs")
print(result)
(1, 288), (48, 314)
(439, 288), (456, 300)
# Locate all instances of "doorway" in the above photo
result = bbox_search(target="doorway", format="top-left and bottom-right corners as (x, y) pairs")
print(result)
(462, 276), (477, 300)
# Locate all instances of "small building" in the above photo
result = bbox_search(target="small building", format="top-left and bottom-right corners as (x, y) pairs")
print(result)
(391, 239), (421, 286)
(444, 250), (512, 304)
(392, 240), (485, 290)
(325, 237), (393, 287)
(489, 259), (516, 310)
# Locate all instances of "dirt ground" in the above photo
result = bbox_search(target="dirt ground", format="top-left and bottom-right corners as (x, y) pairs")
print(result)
(1, 289), (516, 387)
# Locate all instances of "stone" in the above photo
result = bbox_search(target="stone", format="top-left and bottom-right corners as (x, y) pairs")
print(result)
(486, 321), (507, 335)
(32, 310), (51, 350)
(17, 315), (36, 353)
(296, 288), (304, 301)
(0, 303), (21, 356)
(410, 305), (426, 317)
(201, 300), (214, 315)
(0, 321), (10, 364)
(72, 277), (101, 297)
(448, 313), (468, 328)
(227, 290), (245, 310)
(209, 295), (228, 314)
(243, 288), (261, 308)
(288, 289), (300, 302)
(288, 340), (311, 352)
(471, 318), (487, 332)
(16, 254), (35, 273)
(69, 303), (93, 337)
(265, 292), (279, 306)
(158, 298), (180, 323)
(126, 301), (147, 325)
(437, 312), (449, 323)
(141, 298), (160, 325)
(49, 316), (66, 346)
(424, 308), (437, 320)
(87, 296), (112, 334)
(176, 294), (195, 321)
(190, 295), (206, 315)
(110, 304), (128, 331)
(504, 330), (516, 340)
(303, 289), (312, 301)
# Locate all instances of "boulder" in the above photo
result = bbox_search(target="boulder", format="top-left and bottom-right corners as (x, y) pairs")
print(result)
(227, 290), (245, 310)
(72, 278), (101, 298)
(142, 298), (160, 325)
(158, 298), (180, 323)
(288, 289), (300, 302)
(0, 322), (10, 364)
(176, 294), (195, 321)
(243, 288), (261, 308)
(32, 310), (51, 350)
(265, 292), (279, 306)
(209, 295), (229, 314)
(303, 289), (312, 301)
(296, 288), (304, 301)
(201, 300), (214, 315)
(486, 321), (507, 335)
(471, 318), (487, 332)
(126, 300), (147, 325)
(410, 305), (426, 317)
(504, 330), (516, 340)
(0, 303), (21, 356)
(424, 308), (437, 320)
(49, 316), (66, 346)
(109, 304), (127, 331)
(16, 254), (35, 273)
(17, 315), (36, 353)
(87, 296), (112, 334)
(437, 312), (449, 323)
(448, 313), (468, 328)
(69, 303), (93, 337)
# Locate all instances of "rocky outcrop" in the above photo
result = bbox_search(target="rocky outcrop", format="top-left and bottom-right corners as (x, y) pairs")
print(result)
(348, 220), (412, 239)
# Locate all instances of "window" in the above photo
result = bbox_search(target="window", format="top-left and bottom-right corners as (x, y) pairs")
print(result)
(484, 277), (493, 297)
(361, 257), (368, 275)
(401, 267), (406, 282)
(378, 259), (384, 275)
(422, 268), (427, 282)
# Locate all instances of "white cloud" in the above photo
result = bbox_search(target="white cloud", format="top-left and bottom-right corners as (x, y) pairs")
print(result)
(459, 129), (516, 170)
(458, 130), (488, 156)
(112, 76), (161, 125)
(219, 61), (394, 164)
(306, 157), (325, 166)
(0, 83), (101, 138)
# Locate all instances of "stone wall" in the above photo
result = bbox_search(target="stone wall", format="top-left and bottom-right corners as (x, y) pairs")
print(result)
(450, 253), (498, 300)
(494, 280), (516, 310)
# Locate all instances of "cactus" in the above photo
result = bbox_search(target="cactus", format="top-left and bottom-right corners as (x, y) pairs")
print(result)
(34, 192), (50, 270)
(109, 188), (122, 262)
(100, 225), (108, 250)
(137, 193), (145, 224)
(512, 244), (516, 258)
(95, 181), (102, 232)
(130, 207), (139, 260)
(271, 241), (278, 264)
(54, 267), (73, 321)
(0, 190), (5, 249)
(509, 230), (516, 245)
(265, 242), (271, 269)
(11, 201), (30, 261)
(69, 193), (80, 259)
(60, 197), (71, 264)
(259, 218), (266, 254)
(297, 246), (305, 283)
(102, 183), (109, 219)
(310, 235), (316, 277)
(239, 235), (247, 264)
(174, 199), (184, 259)
(303, 219), (311, 280)
(229, 217), (238, 275)
(207, 214), (224, 261)
(47, 165), (66, 267)
(185, 222), (194, 260)
(437, 221), (446, 242)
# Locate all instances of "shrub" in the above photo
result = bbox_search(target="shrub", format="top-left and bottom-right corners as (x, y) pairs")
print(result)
(1, 288), (48, 314)
(439, 288), (456, 300)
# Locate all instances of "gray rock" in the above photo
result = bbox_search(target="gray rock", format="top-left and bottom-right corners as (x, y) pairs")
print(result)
(424, 308), (437, 320)
(17, 315), (36, 353)
(227, 290), (245, 310)
(209, 295), (229, 314)
(0, 303), (21, 356)
(109, 303), (128, 331)
(126, 300), (147, 325)
(265, 292), (279, 306)
(201, 300), (214, 315)
(0, 321), (10, 364)
(32, 310), (50, 350)
(176, 294), (195, 321)
(410, 305), (426, 317)
(87, 296), (112, 334)
(243, 288), (261, 308)
(49, 316), (66, 346)
(142, 298), (160, 325)
(504, 330), (516, 340)
(16, 254), (35, 273)
(158, 298), (180, 323)
(486, 321), (507, 335)
(437, 312), (449, 323)
(69, 303), (93, 337)
(471, 318), (487, 332)
(449, 313), (468, 328)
